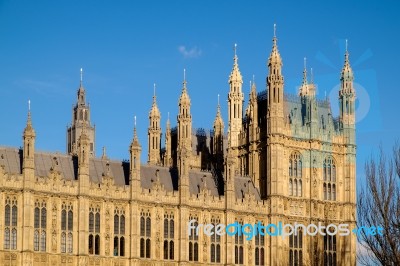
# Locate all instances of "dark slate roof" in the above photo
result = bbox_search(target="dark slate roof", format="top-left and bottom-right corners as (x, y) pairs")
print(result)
(0, 147), (22, 175)
(0, 146), (261, 199)
(0, 147), (129, 185)
(140, 165), (178, 191)
(140, 165), (220, 196)
(235, 176), (261, 200)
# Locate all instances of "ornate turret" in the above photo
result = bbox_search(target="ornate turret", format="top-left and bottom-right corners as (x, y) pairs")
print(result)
(213, 95), (224, 162)
(177, 70), (192, 201)
(248, 80), (260, 189)
(177, 69), (192, 153)
(213, 94), (224, 136)
(130, 116), (141, 195)
(148, 84), (162, 165)
(339, 40), (356, 143)
(23, 100), (36, 181)
(67, 68), (96, 157)
(340, 41), (354, 93)
(299, 58), (318, 137)
(249, 79), (258, 127)
(227, 44), (244, 149)
(267, 24), (285, 133)
(299, 58), (316, 98)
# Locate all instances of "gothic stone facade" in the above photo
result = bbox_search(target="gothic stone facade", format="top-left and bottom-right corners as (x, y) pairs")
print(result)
(0, 33), (356, 266)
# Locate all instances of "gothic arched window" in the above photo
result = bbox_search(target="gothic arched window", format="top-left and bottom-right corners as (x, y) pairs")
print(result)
(234, 219), (244, 264)
(61, 203), (73, 253)
(4, 197), (18, 250)
(140, 210), (151, 258)
(189, 214), (199, 262)
(113, 208), (126, 257)
(88, 206), (100, 255)
(210, 216), (221, 263)
(289, 228), (303, 266)
(323, 157), (337, 201)
(34, 200), (47, 252)
(324, 234), (337, 266)
(255, 222), (265, 265)
(163, 212), (175, 260)
(289, 152), (302, 197)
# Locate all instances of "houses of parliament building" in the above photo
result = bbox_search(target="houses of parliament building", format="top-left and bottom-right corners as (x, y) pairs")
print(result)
(0, 30), (357, 266)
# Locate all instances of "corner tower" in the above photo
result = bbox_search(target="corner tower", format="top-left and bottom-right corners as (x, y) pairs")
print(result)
(265, 25), (286, 199)
(67, 68), (96, 157)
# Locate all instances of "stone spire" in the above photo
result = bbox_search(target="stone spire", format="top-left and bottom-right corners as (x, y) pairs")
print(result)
(177, 69), (192, 152)
(131, 116), (140, 148)
(212, 94), (224, 172)
(24, 100), (35, 137)
(340, 39), (354, 94)
(67, 68), (96, 157)
(179, 69), (191, 107)
(267, 24), (284, 104)
(130, 115), (141, 196)
(213, 94), (224, 129)
(267, 24), (285, 134)
(228, 44), (244, 149)
(148, 83), (162, 165)
(77, 68), (86, 105)
(339, 40), (356, 142)
(229, 44), (243, 84)
(149, 83), (161, 118)
(299, 57), (315, 97)
(23, 100), (36, 181)
(250, 77), (257, 102)
(268, 24), (283, 67)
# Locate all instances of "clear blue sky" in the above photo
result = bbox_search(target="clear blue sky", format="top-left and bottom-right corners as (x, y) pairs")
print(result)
(1, 1), (399, 188)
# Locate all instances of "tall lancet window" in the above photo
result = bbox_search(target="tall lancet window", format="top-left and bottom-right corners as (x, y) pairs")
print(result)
(4, 196), (18, 250)
(289, 228), (303, 266)
(61, 202), (73, 253)
(234, 219), (244, 264)
(210, 216), (221, 263)
(88, 205), (101, 255)
(324, 234), (337, 266)
(113, 208), (125, 256)
(163, 212), (174, 260)
(255, 222), (265, 265)
(323, 157), (336, 201)
(188, 214), (199, 262)
(289, 152), (302, 197)
(140, 210), (151, 258)
(34, 200), (47, 252)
